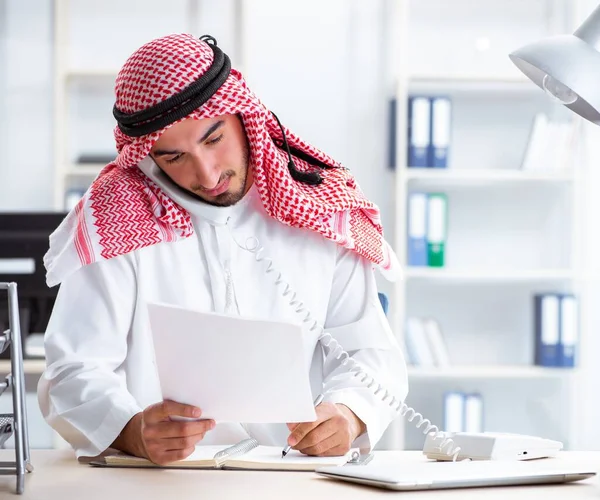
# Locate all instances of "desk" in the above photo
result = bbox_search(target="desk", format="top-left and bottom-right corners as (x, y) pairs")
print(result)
(0, 450), (598, 499)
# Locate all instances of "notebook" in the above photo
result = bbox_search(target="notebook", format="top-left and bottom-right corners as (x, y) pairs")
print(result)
(95, 438), (362, 471)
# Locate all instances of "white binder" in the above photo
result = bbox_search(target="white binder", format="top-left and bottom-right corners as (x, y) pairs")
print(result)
(430, 97), (451, 168)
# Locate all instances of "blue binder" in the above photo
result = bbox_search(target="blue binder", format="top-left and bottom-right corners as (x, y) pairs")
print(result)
(377, 292), (389, 316)
(407, 96), (431, 167)
(388, 98), (397, 170)
(407, 193), (428, 266)
(559, 294), (578, 368)
(534, 294), (561, 367)
(429, 96), (452, 168)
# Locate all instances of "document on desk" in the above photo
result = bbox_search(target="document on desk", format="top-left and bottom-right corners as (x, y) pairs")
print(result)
(101, 441), (359, 471)
(147, 302), (316, 422)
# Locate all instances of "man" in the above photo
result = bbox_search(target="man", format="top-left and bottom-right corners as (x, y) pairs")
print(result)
(39, 34), (407, 465)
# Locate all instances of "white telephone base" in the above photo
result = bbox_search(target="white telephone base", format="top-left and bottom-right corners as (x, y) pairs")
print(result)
(423, 432), (563, 462)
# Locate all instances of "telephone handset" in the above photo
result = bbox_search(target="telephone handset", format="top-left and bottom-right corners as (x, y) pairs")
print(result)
(231, 233), (464, 461)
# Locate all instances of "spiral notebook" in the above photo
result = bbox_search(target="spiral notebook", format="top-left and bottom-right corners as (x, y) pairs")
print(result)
(96, 438), (363, 471)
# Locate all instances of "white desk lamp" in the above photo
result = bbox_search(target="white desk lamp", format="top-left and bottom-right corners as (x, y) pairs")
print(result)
(510, 4), (600, 125)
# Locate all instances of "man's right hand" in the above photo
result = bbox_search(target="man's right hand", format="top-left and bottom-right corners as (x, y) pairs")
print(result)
(113, 400), (215, 465)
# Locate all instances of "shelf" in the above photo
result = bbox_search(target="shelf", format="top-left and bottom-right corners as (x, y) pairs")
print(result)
(401, 168), (574, 184)
(0, 359), (46, 375)
(408, 74), (540, 94)
(408, 365), (575, 380)
(65, 164), (106, 177)
(64, 69), (118, 80)
(404, 268), (574, 283)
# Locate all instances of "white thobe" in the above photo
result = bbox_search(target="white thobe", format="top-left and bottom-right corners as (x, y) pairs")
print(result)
(38, 159), (408, 458)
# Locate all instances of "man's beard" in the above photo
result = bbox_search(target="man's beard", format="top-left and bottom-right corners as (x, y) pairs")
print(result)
(174, 145), (250, 207)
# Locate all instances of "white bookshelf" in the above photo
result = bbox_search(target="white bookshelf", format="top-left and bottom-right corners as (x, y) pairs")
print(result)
(65, 164), (105, 177)
(51, 0), (206, 210)
(402, 168), (575, 183)
(404, 268), (574, 283)
(389, 0), (591, 452)
(407, 365), (577, 380)
(65, 69), (119, 80)
(409, 76), (542, 95)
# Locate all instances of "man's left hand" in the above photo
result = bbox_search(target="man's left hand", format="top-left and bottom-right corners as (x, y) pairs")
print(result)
(286, 402), (366, 457)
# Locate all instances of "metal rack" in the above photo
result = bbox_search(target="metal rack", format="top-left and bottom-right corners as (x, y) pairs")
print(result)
(0, 283), (33, 494)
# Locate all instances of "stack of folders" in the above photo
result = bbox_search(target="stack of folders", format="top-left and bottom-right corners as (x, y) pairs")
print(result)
(443, 392), (484, 433)
(407, 192), (447, 267)
(407, 95), (452, 168)
(534, 293), (578, 368)
(521, 114), (577, 171)
(405, 317), (450, 367)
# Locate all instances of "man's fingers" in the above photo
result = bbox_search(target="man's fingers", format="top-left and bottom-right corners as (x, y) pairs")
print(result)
(149, 447), (196, 466)
(143, 419), (215, 439)
(298, 432), (340, 456)
(288, 419), (321, 447)
(161, 433), (208, 451)
(293, 420), (336, 451)
(145, 400), (202, 423)
(286, 422), (299, 432)
(309, 444), (349, 458)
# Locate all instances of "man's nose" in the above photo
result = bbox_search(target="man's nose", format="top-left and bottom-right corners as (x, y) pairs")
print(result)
(190, 154), (221, 189)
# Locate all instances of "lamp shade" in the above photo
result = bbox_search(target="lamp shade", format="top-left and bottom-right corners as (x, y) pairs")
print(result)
(509, 5), (600, 125)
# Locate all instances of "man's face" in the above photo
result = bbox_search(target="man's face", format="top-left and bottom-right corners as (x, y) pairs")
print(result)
(150, 114), (252, 207)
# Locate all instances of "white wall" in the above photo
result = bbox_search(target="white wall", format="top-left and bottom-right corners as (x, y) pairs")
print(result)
(0, 0), (5, 168)
(0, 0), (54, 211)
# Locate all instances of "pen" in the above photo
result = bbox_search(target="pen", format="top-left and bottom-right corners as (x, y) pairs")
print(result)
(282, 393), (324, 458)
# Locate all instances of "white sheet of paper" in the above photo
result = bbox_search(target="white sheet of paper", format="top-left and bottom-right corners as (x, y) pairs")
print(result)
(147, 302), (316, 423)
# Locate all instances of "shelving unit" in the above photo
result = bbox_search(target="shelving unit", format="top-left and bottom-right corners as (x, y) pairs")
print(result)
(51, 0), (205, 210)
(402, 167), (575, 183)
(389, 0), (590, 452)
(65, 164), (105, 177)
(407, 365), (577, 380)
(403, 268), (574, 283)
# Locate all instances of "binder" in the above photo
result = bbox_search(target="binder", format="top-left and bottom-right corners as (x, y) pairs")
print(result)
(407, 96), (431, 167)
(430, 96), (452, 168)
(534, 294), (560, 367)
(520, 113), (549, 171)
(407, 193), (428, 266)
(426, 193), (447, 267)
(559, 294), (578, 368)
(404, 317), (435, 367)
(377, 292), (389, 316)
(464, 393), (484, 434)
(443, 392), (465, 433)
(388, 98), (397, 170)
(422, 318), (450, 367)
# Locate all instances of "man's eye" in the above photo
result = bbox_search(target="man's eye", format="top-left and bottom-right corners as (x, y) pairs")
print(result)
(206, 134), (223, 146)
(166, 154), (183, 164)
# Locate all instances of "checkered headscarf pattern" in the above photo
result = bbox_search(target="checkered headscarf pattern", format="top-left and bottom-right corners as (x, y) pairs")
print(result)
(44, 34), (400, 286)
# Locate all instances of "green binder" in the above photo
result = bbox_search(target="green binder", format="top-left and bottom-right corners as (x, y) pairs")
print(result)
(426, 193), (447, 267)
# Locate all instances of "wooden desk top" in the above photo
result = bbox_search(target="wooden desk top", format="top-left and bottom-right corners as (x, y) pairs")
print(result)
(0, 449), (598, 499)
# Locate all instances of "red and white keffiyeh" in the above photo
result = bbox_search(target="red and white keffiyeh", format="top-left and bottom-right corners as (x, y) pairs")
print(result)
(44, 34), (400, 287)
